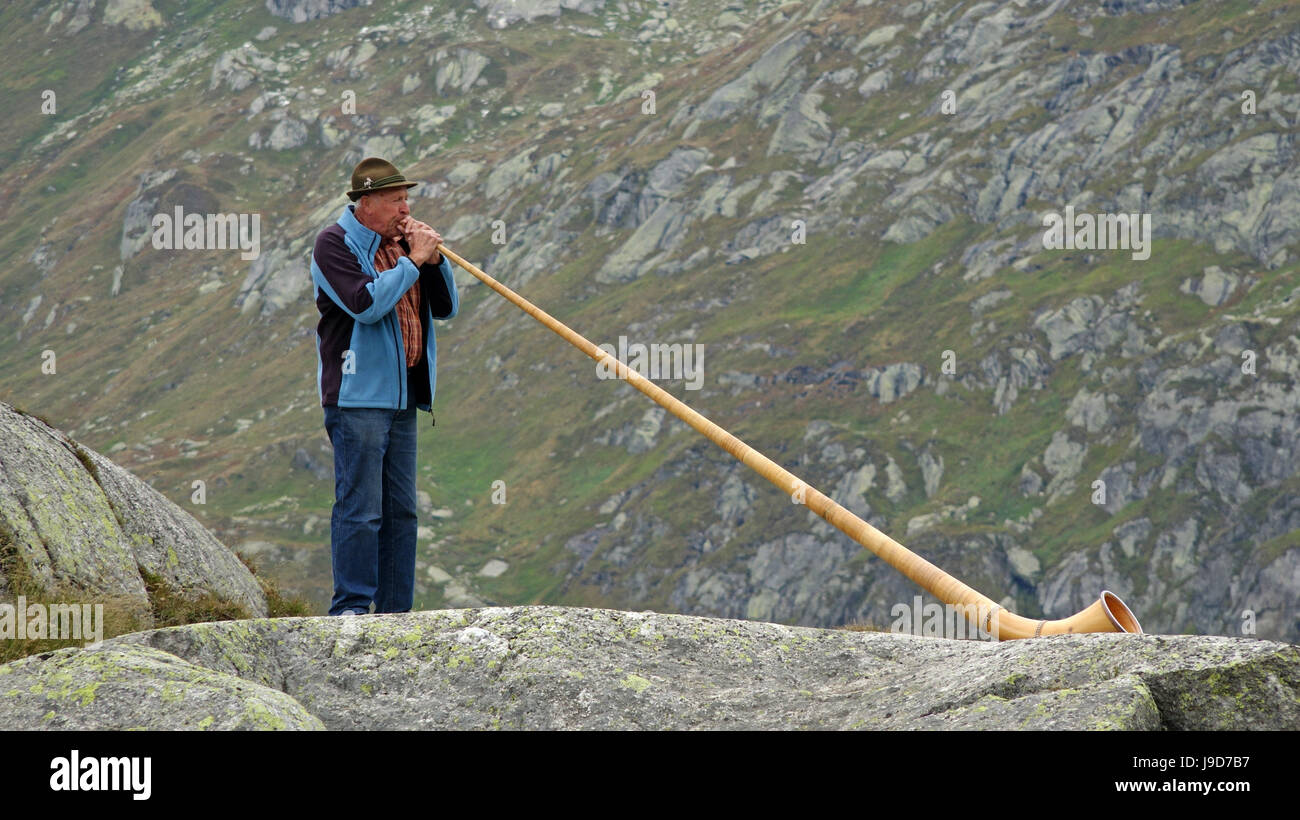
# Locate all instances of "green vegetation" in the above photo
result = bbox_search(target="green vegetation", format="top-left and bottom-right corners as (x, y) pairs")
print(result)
(0, 529), (149, 665)
(237, 552), (313, 618)
(139, 567), (252, 625)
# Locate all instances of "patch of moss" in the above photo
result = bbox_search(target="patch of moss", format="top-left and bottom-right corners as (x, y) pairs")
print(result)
(241, 698), (288, 730)
(0, 529), (149, 664)
(837, 621), (887, 632)
(139, 567), (250, 626)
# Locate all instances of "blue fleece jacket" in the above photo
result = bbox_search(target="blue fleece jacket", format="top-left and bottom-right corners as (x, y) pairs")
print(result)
(311, 205), (459, 411)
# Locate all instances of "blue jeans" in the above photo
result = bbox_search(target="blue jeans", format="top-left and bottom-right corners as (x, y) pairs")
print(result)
(324, 406), (418, 615)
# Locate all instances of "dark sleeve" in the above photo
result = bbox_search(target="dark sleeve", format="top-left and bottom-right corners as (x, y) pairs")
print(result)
(399, 236), (457, 320)
(421, 256), (458, 320)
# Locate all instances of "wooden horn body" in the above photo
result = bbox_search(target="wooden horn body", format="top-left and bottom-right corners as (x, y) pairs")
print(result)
(437, 244), (1142, 640)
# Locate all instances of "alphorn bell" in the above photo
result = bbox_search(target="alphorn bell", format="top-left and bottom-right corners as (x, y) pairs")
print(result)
(435, 244), (1142, 640)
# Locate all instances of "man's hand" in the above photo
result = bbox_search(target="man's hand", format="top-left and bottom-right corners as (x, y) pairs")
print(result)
(400, 217), (442, 266)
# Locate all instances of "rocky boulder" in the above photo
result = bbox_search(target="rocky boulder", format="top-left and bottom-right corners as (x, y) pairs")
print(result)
(0, 644), (321, 730)
(264, 0), (371, 23)
(1, 607), (1295, 730)
(0, 402), (267, 620)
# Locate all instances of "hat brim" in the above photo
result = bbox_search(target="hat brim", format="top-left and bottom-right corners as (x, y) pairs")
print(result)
(347, 181), (418, 201)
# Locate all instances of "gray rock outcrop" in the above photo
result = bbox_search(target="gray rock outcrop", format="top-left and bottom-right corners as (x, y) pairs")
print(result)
(103, 0), (163, 31)
(264, 0), (371, 23)
(0, 402), (267, 619)
(0, 644), (322, 730)
(1, 607), (1294, 730)
(473, 0), (608, 29)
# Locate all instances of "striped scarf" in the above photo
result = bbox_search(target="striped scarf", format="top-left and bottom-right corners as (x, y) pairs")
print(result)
(374, 239), (423, 367)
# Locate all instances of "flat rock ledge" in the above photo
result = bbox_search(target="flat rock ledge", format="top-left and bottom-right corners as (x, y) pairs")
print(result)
(2, 606), (1296, 730)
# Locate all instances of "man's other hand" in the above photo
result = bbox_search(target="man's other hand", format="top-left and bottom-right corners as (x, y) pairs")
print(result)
(401, 217), (442, 266)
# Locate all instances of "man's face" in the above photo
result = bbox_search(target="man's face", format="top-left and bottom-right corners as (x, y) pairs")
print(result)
(357, 189), (410, 240)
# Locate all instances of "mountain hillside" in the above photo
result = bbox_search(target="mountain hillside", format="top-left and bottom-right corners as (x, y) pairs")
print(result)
(2, 0), (1297, 641)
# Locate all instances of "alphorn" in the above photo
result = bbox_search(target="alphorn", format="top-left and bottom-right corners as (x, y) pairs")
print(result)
(436, 244), (1142, 640)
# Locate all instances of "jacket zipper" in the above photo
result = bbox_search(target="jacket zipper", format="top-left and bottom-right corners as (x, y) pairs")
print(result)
(392, 313), (405, 410)
(368, 232), (406, 410)
(423, 293), (435, 425)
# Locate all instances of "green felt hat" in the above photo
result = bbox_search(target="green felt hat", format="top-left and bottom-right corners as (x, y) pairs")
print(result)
(347, 157), (417, 201)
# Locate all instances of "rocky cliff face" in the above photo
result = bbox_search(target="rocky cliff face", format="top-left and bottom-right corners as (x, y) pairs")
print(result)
(1, 607), (1295, 730)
